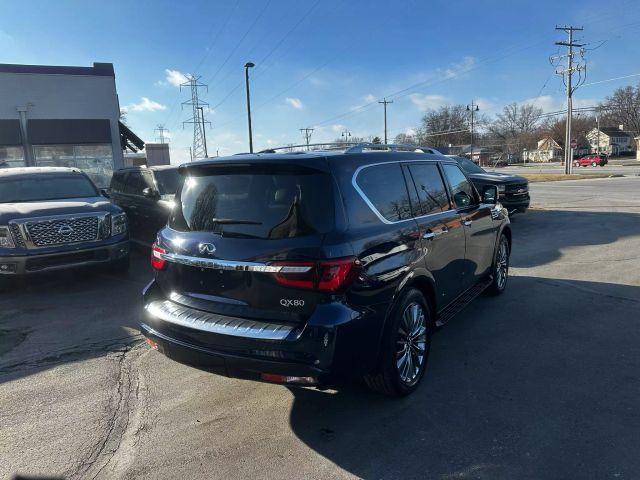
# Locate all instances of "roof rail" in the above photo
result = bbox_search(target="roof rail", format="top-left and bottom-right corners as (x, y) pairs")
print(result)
(258, 142), (444, 155)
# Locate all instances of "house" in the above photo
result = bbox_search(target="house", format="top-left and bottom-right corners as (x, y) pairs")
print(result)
(586, 127), (635, 156)
(524, 137), (563, 162)
(636, 136), (640, 160)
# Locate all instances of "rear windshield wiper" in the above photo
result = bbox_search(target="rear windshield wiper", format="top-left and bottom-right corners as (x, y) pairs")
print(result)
(211, 218), (262, 225)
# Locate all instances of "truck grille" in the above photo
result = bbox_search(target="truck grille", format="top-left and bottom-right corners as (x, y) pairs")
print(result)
(505, 182), (528, 193)
(9, 224), (26, 248)
(26, 216), (100, 247)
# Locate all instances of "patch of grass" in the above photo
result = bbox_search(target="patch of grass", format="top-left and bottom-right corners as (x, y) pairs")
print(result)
(522, 173), (624, 182)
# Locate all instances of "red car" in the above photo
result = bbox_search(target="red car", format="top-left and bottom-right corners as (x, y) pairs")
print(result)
(574, 155), (608, 168)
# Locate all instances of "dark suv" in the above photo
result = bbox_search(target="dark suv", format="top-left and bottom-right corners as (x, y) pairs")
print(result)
(447, 155), (530, 214)
(0, 167), (129, 288)
(109, 166), (181, 245)
(141, 145), (511, 396)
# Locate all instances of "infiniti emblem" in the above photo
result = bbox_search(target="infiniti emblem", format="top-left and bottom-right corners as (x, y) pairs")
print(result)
(58, 224), (74, 236)
(198, 242), (216, 255)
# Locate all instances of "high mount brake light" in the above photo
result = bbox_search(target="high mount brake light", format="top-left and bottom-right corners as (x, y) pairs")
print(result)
(273, 257), (358, 292)
(151, 244), (166, 270)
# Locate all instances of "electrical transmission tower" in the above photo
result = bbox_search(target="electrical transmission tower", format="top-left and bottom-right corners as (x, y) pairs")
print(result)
(378, 98), (393, 144)
(155, 124), (169, 144)
(181, 75), (211, 160)
(299, 127), (314, 149)
(552, 25), (586, 174)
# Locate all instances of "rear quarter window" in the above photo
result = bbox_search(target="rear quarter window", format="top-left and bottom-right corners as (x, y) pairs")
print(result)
(354, 163), (412, 222)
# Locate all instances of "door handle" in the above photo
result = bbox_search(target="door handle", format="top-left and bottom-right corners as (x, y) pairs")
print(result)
(463, 218), (473, 227)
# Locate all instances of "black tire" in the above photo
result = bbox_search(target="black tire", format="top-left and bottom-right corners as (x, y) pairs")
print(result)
(486, 234), (510, 296)
(364, 289), (432, 397)
(108, 255), (130, 275)
(591, 161), (597, 167)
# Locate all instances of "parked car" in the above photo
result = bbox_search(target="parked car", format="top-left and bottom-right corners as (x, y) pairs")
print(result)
(109, 166), (181, 245)
(0, 167), (129, 289)
(141, 147), (512, 397)
(446, 155), (529, 215)
(574, 155), (608, 168)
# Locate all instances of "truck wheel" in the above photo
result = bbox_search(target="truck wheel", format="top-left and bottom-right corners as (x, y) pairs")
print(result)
(109, 255), (130, 275)
(487, 234), (510, 295)
(364, 289), (432, 397)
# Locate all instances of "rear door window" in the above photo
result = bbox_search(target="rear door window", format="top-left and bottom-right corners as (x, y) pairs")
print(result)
(355, 163), (413, 222)
(124, 171), (146, 196)
(169, 165), (334, 239)
(406, 163), (451, 215)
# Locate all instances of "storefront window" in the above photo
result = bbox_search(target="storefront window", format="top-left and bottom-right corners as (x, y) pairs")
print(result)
(33, 144), (113, 187)
(0, 146), (26, 168)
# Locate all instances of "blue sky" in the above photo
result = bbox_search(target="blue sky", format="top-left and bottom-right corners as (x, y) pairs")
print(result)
(2, 0), (640, 162)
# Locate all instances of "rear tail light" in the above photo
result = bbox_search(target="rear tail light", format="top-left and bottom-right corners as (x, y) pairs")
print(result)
(273, 257), (359, 292)
(151, 244), (166, 270)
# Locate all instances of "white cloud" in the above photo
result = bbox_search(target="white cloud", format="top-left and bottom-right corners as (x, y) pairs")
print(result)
(285, 97), (303, 109)
(409, 94), (449, 111)
(442, 56), (476, 79)
(350, 93), (378, 111)
(159, 69), (189, 87)
(128, 97), (167, 112)
(331, 124), (346, 133)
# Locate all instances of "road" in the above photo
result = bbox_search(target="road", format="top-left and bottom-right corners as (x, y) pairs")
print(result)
(1, 177), (639, 480)
(497, 160), (640, 176)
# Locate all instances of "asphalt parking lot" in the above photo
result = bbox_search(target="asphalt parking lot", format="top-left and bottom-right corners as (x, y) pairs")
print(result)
(1, 176), (639, 480)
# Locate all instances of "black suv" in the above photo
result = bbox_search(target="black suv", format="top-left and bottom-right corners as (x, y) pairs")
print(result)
(142, 146), (511, 396)
(447, 155), (530, 214)
(0, 167), (129, 288)
(109, 166), (181, 245)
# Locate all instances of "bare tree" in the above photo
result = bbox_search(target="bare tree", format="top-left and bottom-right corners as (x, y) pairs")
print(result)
(599, 83), (640, 135)
(417, 105), (471, 148)
(541, 114), (596, 148)
(489, 103), (543, 150)
(394, 133), (418, 145)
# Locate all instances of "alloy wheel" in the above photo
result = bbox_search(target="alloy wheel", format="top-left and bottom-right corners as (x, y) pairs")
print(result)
(496, 240), (509, 290)
(396, 303), (428, 385)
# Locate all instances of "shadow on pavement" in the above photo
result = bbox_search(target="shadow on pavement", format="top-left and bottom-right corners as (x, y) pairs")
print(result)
(0, 248), (151, 384)
(288, 276), (640, 480)
(510, 209), (640, 268)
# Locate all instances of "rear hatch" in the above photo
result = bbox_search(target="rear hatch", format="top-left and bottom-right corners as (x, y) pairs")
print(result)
(153, 161), (352, 323)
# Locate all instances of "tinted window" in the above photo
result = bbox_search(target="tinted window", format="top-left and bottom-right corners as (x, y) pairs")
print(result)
(407, 164), (450, 215)
(0, 173), (98, 202)
(110, 172), (126, 192)
(356, 163), (412, 222)
(442, 164), (477, 208)
(154, 168), (181, 195)
(169, 166), (334, 239)
(452, 156), (485, 174)
(124, 171), (146, 196)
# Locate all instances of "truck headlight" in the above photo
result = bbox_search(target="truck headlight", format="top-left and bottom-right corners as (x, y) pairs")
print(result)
(0, 226), (15, 248)
(111, 213), (127, 236)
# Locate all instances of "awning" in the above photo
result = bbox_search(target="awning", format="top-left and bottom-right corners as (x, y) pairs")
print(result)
(119, 121), (145, 152)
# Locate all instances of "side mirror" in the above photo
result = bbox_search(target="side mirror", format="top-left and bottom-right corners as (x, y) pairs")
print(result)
(482, 185), (498, 204)
(143, 187), (159, 198)
(100, 188), (110, 198)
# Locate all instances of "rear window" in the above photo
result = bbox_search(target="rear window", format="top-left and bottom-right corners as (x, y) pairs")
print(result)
(169, 165), (335, 239)
(0, 173), (98, 203)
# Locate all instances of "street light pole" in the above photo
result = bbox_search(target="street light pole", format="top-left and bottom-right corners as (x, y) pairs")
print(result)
(467, 101), (479, 163)
(244, 62), (255, 153)
(341, 130), (351, 144)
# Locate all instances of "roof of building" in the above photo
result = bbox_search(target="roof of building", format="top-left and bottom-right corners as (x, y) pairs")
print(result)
(0, 62), (114, 77)
(0, 167), (83, 177)
(597, 127), (633, 138)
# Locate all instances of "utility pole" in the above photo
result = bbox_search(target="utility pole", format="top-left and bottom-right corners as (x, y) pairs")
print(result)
(244, 62), (255, 153)
(378, 98), (393, 144)
(300, 127), (314, 150)
(180, 75), (210, 160)
(154, 124), (169, 144)
(555, 25), (585, 174)
(467, 101), (479, 163)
